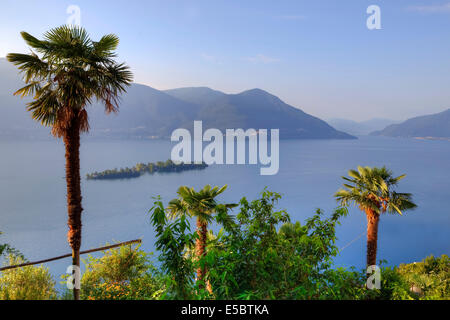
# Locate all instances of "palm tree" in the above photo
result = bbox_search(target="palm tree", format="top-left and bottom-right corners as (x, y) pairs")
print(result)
(167, 185), (235, 293)
(7, 26), (133, 299)
(335, 166), (417, 267)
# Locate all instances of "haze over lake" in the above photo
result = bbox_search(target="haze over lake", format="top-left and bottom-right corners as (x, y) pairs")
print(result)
(0, 136), (449, 281)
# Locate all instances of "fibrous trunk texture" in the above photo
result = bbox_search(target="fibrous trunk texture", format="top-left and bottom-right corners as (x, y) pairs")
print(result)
(63, 114), (83, 300)
(196, 218), (213, 293)
(366, 209), (380, 267)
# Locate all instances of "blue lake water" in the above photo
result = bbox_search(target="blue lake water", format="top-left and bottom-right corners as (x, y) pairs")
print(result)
(0, 136), (449, 284)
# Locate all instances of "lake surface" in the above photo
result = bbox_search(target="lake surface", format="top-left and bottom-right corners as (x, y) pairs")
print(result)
(0, 136), (449, 283)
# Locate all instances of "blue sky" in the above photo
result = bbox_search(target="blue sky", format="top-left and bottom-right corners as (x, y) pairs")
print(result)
(1, 0), (449, 121)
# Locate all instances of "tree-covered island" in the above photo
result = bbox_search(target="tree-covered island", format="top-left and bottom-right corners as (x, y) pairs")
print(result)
(86, 160), (208, 180)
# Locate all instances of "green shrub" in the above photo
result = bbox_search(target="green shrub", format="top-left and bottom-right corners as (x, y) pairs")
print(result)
(150, 198), (197, 300)
(370, 266), (414, 300)
(206, 190), (349, 299)
(396, 255), (449, 300)
(151, 189), (351, 300)
(0, 255), (57, 300)
(319, 267), (368, 300)
(149, 188), (448, 301)
(80, 244), (164, 300)
(324, 256), (450, 300)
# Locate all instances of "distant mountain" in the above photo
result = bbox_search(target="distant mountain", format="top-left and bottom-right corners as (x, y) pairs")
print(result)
(164, 87), (227, 106)
(87, 84), (201, 139)
(0, 58), (50, 139)
(165, 87), (354, 139)
(0, 58), (200, 139)
(328, 118), (399, 136)
(371, 109), (450, 138)
(0, 58), (354, 140)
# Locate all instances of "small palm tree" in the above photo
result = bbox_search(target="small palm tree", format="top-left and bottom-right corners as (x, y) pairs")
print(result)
(335, 166), (417, 267)
(7, 26), (133, 299)
(167, 185), (235, 293)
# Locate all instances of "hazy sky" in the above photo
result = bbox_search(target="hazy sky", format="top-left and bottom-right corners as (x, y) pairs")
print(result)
(1, 0), (449, 121)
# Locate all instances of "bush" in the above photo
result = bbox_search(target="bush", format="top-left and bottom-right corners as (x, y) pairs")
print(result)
(319, 267), (368, 300)
(150, 188), (351, 300)
(80, 244), (164, 300)
(0, 255), (57, 300)
(396, 255), (449, 300)
(322, 256), (450, 300)
(362, 266), (414, 300)
(206, 190), (349, 299)
(150, 198), (197, 300)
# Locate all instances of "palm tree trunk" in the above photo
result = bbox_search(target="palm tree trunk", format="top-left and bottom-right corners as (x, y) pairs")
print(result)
(195, 219), (208, 290)
(365, 209), (380, 267)
(63, 115), (83, 300)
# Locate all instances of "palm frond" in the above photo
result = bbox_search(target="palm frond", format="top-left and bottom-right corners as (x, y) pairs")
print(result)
(335, 166), (417, 217)
(93, 34), (119, 56)
(7, 25), (133, 138)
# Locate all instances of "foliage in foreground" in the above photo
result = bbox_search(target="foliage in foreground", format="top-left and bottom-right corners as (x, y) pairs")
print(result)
(0, 190), (448, 300)
(80, 244), (164, 300)
(150, 189), (353, 299)
(207, 190), (348, 299)
(149, 189), (449, 300)
(396, 254), (449, 300)
(0, 255), (57, 300)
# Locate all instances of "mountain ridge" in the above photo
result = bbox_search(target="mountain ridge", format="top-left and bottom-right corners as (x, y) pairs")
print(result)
(0, 58), (355, 140)
(371, 108), (450, 138)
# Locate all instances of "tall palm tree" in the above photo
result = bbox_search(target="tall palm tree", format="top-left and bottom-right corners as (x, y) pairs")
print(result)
(7, 26), (133, 299)
(167, 185), (235, 293)
(335, 166), (417, 267)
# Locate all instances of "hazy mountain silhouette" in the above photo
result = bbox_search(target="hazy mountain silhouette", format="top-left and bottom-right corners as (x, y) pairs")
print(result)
(328, 118), (399, 136)
(0, 58), (354, 140)
(164, 87), (227, 106)
(371, 109), (450, 138)
(165, 87), (354, 139)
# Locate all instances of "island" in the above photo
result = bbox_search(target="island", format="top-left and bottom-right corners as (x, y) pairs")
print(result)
(86, 160), (208, 180)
